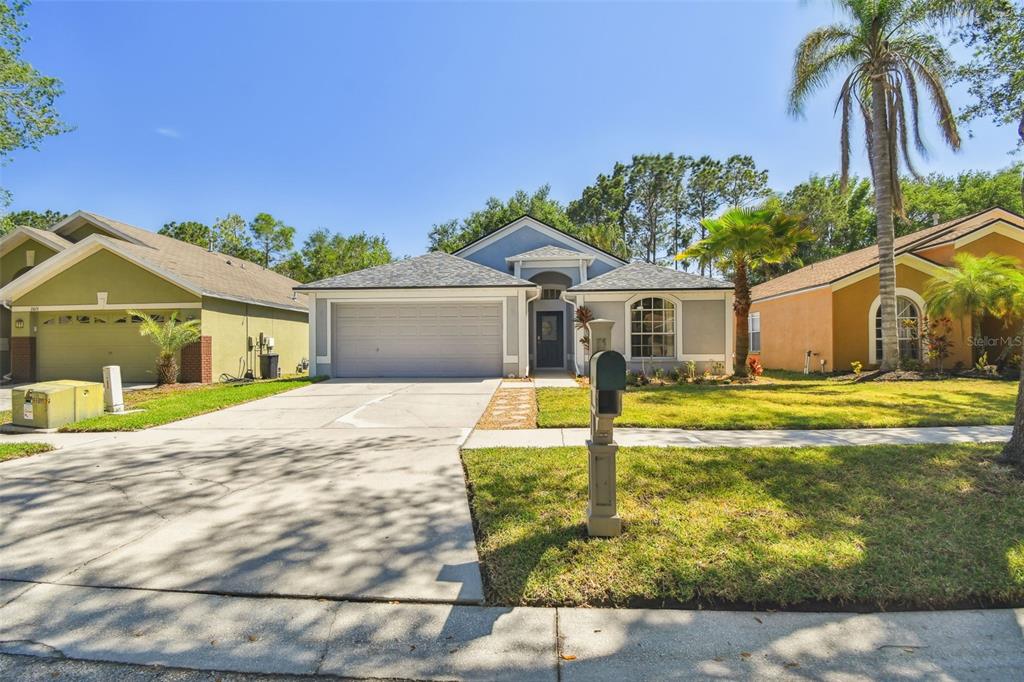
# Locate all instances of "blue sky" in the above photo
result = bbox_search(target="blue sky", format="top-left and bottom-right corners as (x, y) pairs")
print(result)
(4, 1), (1017, 257)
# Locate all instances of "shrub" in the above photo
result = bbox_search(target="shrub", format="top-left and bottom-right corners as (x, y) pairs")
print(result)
(747, 355), (764, 377)
(850, 360), (863, 376)
(923, 316), (954, 373)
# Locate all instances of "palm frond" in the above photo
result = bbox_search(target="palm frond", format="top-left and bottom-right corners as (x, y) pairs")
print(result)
(896, 58), (928, 156)
(129, 310), (201, 359)
(789, 26), (861, 116)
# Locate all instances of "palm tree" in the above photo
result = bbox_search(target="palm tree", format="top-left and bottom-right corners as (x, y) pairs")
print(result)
(129, 310), (201, 385)
(925, 253), (1021, 363)
(925, 254), (1024, 467)
(681, 207), (813, 378)
(790, 0), (962, 371)
(999, 278), (1024, 469)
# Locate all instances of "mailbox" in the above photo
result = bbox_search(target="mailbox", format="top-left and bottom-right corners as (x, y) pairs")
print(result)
(587, 348), (626, 537)
(590, 350), (626, 418)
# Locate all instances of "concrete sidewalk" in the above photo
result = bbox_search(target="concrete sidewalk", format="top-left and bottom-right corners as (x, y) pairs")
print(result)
(1, 581), (1021, 680)
(463, 424), (1012, 449)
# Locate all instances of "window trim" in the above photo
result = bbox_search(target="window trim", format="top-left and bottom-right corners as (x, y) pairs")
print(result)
(867, 288), (926, 365)
(628, 296), (677, 360)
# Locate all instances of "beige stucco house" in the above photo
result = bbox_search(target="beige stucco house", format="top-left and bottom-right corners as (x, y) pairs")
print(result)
(749, 207), (1024, 373)
(0, 211), (308, 383)
(298, 215), (734, 378)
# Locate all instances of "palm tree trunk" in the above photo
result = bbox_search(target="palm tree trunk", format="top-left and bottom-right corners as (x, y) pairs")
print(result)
(1007, 115), (1024, 470)
(1004, 359), (1024, 467)
(1018, 115), (1023, 211)
(870, 78), (900, 371)
(733, 261), (751, 378)
(970, 314), (980, 365)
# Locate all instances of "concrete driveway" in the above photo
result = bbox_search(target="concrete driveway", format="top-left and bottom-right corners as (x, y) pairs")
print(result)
(0, 378), (499, 603)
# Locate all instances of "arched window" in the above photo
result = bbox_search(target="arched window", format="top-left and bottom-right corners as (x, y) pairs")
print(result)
(875, 296), (921, 362)
(630, 297), (675, 358)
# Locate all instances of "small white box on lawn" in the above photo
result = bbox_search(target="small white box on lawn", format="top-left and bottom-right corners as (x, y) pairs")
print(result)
(102, 365), (124, 413)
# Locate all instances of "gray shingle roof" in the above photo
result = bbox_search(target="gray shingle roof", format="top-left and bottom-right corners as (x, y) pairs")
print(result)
(568, 261), (732, 291)
(59, 212), (307, 311)
(507, 245), (589, 260)
(297, 251), (537, 290)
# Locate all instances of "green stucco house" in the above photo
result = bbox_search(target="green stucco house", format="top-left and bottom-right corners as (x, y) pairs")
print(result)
(0, 211), (308, 383)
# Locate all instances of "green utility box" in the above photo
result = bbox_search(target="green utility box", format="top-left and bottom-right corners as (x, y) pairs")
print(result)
(56, 380), (106, 421)
(12, 382), (76, 429)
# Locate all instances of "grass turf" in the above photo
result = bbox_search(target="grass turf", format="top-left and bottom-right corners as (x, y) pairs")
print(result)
(60, 375), (325, 432)
(463, 444), (1024, 609)
(537, 376), (1017, 429)
(0, 442), (54, 463)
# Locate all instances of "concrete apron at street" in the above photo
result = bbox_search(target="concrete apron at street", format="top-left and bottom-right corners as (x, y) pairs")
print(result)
(0, 378), (499, 606)
(1, 581), (1022, 680)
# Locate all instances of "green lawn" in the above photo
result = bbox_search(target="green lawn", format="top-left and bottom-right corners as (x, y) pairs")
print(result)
(537, 376), (1017, 429)
(463, 444), (1024, 609)
(60, 375), (325, 432)
(0, 442), (54, 463)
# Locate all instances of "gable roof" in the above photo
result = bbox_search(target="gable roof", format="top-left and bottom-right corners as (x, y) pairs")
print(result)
(751, 207), (1024, 301)
(0, 211), (306, 311)
(568, 261), (732, 292)
(0, 225), (72, 256)
(296, 250), (538, 290)
(506, 245), (593, 262)
(453, 215), (628, 266)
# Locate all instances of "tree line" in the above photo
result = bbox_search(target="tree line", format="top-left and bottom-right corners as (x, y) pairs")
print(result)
(0, 209), (392, 284)
(157, 214), (392, 283)
(427, 162), (1023, 282)
(428, 154), (773, 276)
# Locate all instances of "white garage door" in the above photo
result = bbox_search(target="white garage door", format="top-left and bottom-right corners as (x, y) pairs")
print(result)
(332, 302), (502, 377)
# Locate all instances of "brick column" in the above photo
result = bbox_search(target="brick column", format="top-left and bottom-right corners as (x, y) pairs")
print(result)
(180, 336), (212, 383)
(11, 336), (35, 382)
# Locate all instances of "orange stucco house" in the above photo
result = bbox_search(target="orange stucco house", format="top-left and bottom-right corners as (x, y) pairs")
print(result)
(749, 207), (1024, 373)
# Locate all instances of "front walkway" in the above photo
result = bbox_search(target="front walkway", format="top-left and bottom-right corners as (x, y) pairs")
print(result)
(464, 424), (1012, 449)
(1, 581), (1021, 680)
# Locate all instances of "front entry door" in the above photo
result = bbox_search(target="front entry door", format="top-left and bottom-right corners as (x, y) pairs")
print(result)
(536, 311), (564, 368)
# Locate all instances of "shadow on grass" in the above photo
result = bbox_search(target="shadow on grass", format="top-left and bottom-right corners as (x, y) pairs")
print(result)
(464, 444), (1024, 610)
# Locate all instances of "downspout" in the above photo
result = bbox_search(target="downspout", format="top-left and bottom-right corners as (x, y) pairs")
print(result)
(562, 291), (581, 376)
(525, 286), (542, 377)
(1, 300), (11, 383)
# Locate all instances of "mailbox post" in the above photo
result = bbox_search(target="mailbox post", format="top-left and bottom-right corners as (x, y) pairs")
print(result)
(587, 349), (626, 537)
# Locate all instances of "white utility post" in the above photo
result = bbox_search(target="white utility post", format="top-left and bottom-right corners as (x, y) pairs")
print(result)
(102, 365), (124, 413)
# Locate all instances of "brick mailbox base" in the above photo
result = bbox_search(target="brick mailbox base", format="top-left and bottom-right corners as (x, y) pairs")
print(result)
(181, 336), (212, 384)
(11, 336), (36, 382)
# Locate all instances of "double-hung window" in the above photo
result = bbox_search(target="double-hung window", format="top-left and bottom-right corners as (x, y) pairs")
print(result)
(630, 297), (675, 358)
(748, 312), (761, 353)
